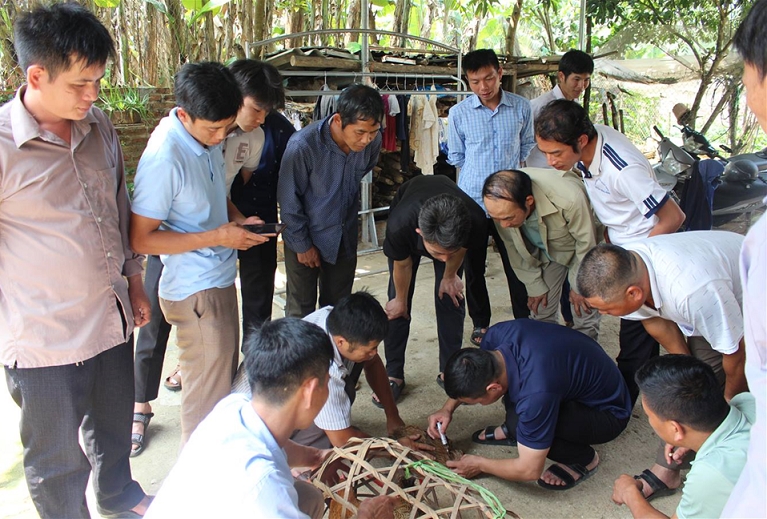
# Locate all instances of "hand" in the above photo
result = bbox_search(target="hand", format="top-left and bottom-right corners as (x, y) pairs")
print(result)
(357, 495), (398, 519)
(297, 246), (321, 268)
(611, 474), (644, 505)
(385, 298), (409, 320)
(438, 275), (465, 307)
(426, 408), (453, 440)
(312, 448), (334, 470)
(216, 222), (269, 250)
(241, 215), (265, 226)
(664, 444), (690, 466)
(569, 290), (592, 318)
(446, 454), (484, 479)
(386, 416), (406, 437)
(527, 293), (548, 315)
(397, 434), (436, 459)
(127, 276), (151, 328)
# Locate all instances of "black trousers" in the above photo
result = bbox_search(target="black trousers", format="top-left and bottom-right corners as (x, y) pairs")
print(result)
(464, 218), (529, 329)
(383, 256), (465, 380)
(617, 318), (660, 407)
(134, 255), (172, 403)
(238, 237), (278, 348)
(504, 397), (630, 467)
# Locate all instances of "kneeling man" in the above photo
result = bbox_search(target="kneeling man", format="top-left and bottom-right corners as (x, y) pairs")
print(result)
(428, 319), (631, 490)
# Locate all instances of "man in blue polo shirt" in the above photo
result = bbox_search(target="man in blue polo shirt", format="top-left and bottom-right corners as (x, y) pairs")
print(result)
(427, 319), (631, 490)
(130, 62), (268, 445)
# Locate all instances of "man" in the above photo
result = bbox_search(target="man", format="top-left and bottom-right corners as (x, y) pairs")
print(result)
(130, 59), (290, 455)
(290, 292), (433, 454)
(278, 84), (383, 317)
(375, 175), (488, 404)
(612, 355), (754, 519)
(577, 231), (747, 497)
(145, 318), (396, 519)
(0, 4), (152, 517)
(427, 320), (631, 490)
(535, 99), (685, 407)
(723, 2), (767, 515)
(482, 169), (600, 339)
(448, 49), (536, 343)
(527, 49), (594, 168)
(130, 62), (268, 445)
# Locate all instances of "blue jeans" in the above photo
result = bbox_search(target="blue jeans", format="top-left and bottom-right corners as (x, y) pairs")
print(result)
(5, 340), (145, 518)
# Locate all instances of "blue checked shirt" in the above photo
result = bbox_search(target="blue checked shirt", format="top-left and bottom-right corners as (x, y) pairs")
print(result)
(277, 116), (381, 264)
(448, 90), (536, 210)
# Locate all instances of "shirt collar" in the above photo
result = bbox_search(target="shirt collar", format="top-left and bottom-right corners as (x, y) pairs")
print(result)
(529, 181), (558, 218)
(551, 84), (565, 100)
(635, 249), (664, 312)
(469, 89), (512, 110)
(168, 107), (208, 157)
(577, 127), (605, 179)
(318, 115), (347, 156)
(11, 85), (97, 149)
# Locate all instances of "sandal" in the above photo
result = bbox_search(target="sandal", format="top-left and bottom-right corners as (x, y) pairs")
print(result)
(470, 327), (486, 346)
(537, 462), (598, 491)
(436, 374), (445, 390)
(471, 423), (516, 446)
(372, 379), (405, 409)
(130, 412), (154, 458)
(163, 367), (182, 392)
(634, 469), (679, 501)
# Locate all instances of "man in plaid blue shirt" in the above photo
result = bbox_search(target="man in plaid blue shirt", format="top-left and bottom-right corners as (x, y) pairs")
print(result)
(448, 49), (536, 344)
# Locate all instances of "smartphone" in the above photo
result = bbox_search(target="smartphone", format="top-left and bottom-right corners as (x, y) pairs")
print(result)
(244, 222), (287, 235)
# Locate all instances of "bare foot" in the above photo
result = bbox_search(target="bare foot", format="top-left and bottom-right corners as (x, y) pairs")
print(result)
(539, 452), (599, 487)
(637, 464), (682, 498)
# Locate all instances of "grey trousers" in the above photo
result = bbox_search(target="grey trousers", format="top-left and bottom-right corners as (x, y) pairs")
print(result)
(529, 260), (601, 341)
(5, 341), (145, 518)
(283, 246), (357, 318)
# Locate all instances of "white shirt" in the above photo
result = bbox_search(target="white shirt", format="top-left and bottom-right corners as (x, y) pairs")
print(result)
(145, 394), (308, 519)
(223, 126), (265, 191)
(526, 85), (565, 168)
(577, 125), (670, 246)
(722, 199), (767, 518)
(303, 307), (356, 431)
(623, 231), (744, 354)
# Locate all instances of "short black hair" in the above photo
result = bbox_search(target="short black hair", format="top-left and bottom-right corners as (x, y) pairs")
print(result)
(326, 291), (389, 345)
(482, 170), (532, 209)
(577, 244), (639, 301)
(417, 194), (471, 251)
(336, 84), (384, 127)
(14, 3), (115, 80)
(228, 59), (286, 110)
(558, 49), (594, 78)
(443, 348), (503, 399)
(463, 49), (501, 73)
(174, 61), (243, 122)
(636, 355), (730, 432)
(535, 99), (597, 152)
(734, 0), (767, 81)
(245, 318), (333, 405)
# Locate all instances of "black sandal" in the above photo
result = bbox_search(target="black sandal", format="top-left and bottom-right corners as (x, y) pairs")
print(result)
(371, 379), (405, 409)
(470, 327), (486, 346)
(634, 469), (679, 501)
(130, 412), (154, 457)
(537, 462), (598, 491)
(471, 423), (516, 446)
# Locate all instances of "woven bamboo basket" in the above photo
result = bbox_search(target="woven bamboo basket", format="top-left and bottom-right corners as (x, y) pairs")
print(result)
(311, 436), (520, 519)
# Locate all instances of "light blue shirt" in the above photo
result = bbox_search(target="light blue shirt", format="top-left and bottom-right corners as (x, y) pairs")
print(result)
(132, 108), (235, 301)
(447, 90), (535, 209)
(520, 209), (552, 261)
(145, 394), (308, 518)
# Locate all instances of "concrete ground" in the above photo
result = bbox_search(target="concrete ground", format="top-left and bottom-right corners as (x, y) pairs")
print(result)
(0, 244), (685, 519)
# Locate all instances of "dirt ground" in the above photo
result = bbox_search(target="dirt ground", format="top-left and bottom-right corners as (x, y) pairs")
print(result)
(0, 242), (689, 519)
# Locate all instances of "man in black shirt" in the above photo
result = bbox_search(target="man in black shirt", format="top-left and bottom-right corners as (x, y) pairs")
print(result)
(372, 175), (487, 407)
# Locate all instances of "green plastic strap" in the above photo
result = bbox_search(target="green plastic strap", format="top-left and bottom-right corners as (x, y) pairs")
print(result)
(402, 459), (507, 518)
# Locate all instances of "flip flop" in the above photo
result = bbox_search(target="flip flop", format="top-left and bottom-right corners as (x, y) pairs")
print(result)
(436, 374), (445, 390)
(470, 327), (486, 346)
(471, 423), (516, 446)
(372, 379), (405, 409)
(130, 412), (154, 458)
(634, 469), (679, 501)
(537, 462), (598, 491)
(163, 367), (182, 392)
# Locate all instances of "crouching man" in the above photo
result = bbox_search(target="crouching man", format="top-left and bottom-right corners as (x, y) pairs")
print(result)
(612, 355), (754, 519)
(427, 319), (631, 490)
(145, 318), (397, 518)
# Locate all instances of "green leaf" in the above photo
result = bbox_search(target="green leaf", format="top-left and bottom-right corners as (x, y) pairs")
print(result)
(181, 0), (204, 11)
(370, 0), (390, 6)
(346, 42), (362, 53)
(189, 0), (230, 23)
(272, 26), (285, 35)
(94, 0), (121, 7)
(141, 0), (169, 15)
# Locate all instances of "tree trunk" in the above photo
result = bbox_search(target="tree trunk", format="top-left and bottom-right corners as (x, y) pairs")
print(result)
(393, 0), (410, 47)
(166, 0), (187, 67)
(288, 8), (305, 48)
(348, 0), (361, 43)
(420, 1), (435, 44)
(505, 0), (523, 57)
(582, 16), (592, 113)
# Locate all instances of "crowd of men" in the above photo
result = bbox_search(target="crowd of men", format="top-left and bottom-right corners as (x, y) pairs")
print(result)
(1, 1), (765, 518)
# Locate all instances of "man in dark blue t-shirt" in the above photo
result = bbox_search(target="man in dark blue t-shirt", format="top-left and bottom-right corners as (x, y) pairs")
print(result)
(428, 319), (631, 490)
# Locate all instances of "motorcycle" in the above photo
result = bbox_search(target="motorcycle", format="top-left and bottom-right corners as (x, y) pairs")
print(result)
(652, 125), (767, 228)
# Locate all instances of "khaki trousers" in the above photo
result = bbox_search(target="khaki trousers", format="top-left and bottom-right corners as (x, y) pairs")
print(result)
(295, 479), (325, 518)
(160, 285), (239, 445)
